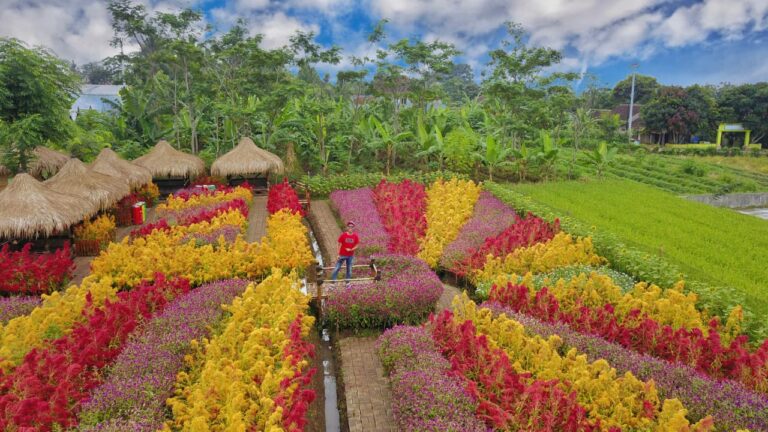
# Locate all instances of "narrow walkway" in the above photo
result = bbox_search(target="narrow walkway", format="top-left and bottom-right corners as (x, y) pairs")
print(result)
(308, 200), (341, 264)
(436, 284), (462, 313)
(339, 336), (396, 432)
(246, 196), (269, 242)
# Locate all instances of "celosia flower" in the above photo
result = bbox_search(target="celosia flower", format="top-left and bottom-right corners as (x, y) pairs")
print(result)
(330, 188), (390, 258)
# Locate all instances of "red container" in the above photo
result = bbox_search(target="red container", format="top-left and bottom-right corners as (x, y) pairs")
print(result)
(132, 204), (145, 225)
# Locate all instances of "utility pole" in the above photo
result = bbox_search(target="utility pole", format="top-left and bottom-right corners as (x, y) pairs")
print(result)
(627, 63), (638, 142)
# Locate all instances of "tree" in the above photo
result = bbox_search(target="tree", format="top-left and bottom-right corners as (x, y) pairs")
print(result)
(0, 38), (81, 147)
(474, 134), (512, 181)
(585, 141), (618, 178)
(441, 63), (480, 104)
(717, 83), (768, 145)
(642, 86), (700, 144)
(388, 38), (460, 112)
(612, 74), (659, 105)
(78, 61), (122, 84)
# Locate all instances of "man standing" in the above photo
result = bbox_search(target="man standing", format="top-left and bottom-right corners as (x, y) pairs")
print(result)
(331, 221), (359, 282)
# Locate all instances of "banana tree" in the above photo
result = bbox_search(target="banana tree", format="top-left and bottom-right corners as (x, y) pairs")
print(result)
(511, 143), (535, 181)
(585, 141), (618, 178)
(536, 131), (560, 181)
(474, 134), (513, 181)
(415, 124), (446, 171)
(369, 115), (412, 175)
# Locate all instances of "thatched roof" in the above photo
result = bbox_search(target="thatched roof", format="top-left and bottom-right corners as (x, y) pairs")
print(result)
(0, 173), (95, 239)
(211, 137), (285, 177)
(28, 146), (71, 179)
(133, 140), (205, 179)
(45, 159), (131, 211)
(91, 148), (152, 189)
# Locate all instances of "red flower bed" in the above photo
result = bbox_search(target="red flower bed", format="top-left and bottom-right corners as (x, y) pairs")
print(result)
(0, 274), (190, 431)
(429, 311), (600, 431)
(453, 214), (560, 277)
(268, 179), (305, 216)
(489, 282), (768, 394)
(272, 315), (316, 432)
(373, 179), (427, 255)
(129, 219), (172, 239)
(0, 243), (74, 295)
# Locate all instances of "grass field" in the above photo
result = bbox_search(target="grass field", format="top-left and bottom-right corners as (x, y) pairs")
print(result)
(510, 179), (768, 314)
(688, 156), (768, 175)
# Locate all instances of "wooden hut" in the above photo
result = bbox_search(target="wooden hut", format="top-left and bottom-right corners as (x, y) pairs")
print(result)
(28, 146), (71, 179)
(211, 137), (285, 190)
(133, 140), (205, 196)
(91, 148), (152, 190)
(45, 159), (130, 211)
(0, 174), (96, 251)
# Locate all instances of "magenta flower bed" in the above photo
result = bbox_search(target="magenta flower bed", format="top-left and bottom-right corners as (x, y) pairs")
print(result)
(77, 279), (251, 431)
(180, 225), (241, 247)
(325, 255), (442, 329)
(378, 326), (486, 432)
(0, 296), (42, 324)
(329, 188), (390, 259)
(439, 191), (517, 271)
(482, 302), (768, 431)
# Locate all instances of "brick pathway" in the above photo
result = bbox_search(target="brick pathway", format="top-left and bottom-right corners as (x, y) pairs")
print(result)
(246, 196), (268, 243)
(308, 200), (341, 264)
(339, 336), (396, 432)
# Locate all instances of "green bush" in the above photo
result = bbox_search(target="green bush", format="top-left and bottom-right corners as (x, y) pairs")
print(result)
(300, 171), (467, 197)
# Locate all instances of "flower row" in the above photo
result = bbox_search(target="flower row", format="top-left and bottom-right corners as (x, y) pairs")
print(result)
(417, 178), (481, 268)
(0, 275), (190, 431)
(325, 254), (443, 329)
(157, 185), (253, 212)
(268, 178), (305, 216)
(373, 179), (427, 255)
(162, 271), (315, 431)
(0, 243), (74, 295)
(449, 293), (715, 430)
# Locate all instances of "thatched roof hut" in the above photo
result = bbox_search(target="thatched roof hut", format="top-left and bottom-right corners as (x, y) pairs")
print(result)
(29, 146), (71, 179)
(211, 137), (285, 178)
(45, 159), (130, 211)
(91, 148), (152, 189)
(0, 173), (95, 239)
(133, 140), (205, 179)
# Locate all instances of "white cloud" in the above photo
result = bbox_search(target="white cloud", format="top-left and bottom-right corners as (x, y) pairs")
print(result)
(250, 11), (319, 49)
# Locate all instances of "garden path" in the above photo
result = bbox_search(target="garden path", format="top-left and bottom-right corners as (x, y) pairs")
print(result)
(71, 207), (157, 286)
(339, 336), (396, 432)
(246, 195), (268, 243)
(436, 284), (462, 313)
(308, 200), (341, 264)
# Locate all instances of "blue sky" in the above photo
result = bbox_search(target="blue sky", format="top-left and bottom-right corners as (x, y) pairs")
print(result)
(1, 0), (767, 89)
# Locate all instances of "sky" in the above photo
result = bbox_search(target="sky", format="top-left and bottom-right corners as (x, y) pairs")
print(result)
(1, 0), (767, 90)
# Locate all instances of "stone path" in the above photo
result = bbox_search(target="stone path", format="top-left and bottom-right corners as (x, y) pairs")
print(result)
(246, 196), (268, 243)
(308, 200), (341, 264)
(339, 336), (396, 432)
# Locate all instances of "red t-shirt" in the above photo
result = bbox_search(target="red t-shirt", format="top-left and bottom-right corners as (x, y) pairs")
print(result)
(338, 232), (359, 256)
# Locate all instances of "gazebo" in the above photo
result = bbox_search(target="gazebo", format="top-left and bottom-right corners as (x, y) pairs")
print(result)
(28, 146), (71, 179)
(133, 140), (205, 196)
(0, 174), (96, 251)
(45, 159), (130, 211)
(211, 137), (285, 189)
(91, 148), (152, 190)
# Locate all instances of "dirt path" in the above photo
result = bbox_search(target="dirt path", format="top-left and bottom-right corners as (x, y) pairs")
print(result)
(308, 200), (342, 264)
(436, 284), (462, 313)
(246, 196), (268, 243)
(339, 336), (396, 432)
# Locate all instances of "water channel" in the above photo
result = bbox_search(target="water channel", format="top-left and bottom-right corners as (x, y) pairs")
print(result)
(739, 208), (768, 220)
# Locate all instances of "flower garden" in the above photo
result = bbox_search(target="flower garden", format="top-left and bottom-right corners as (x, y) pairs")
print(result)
(0, 173), (766, 431)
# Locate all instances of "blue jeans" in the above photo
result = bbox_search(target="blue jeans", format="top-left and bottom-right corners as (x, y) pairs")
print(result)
(331, 256), (354, 281)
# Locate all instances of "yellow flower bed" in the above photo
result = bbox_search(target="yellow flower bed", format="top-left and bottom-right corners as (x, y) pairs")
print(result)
(473, 232), (604, 285)
(418, 178), (481, 267)
(90, 210), (312, 288)
(450, 293), (714, 431)
(0, 275), (118, 369)
(74, 214), (116, 241)
(163, 270), (313, 431)
(157, 186), (253, 213)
